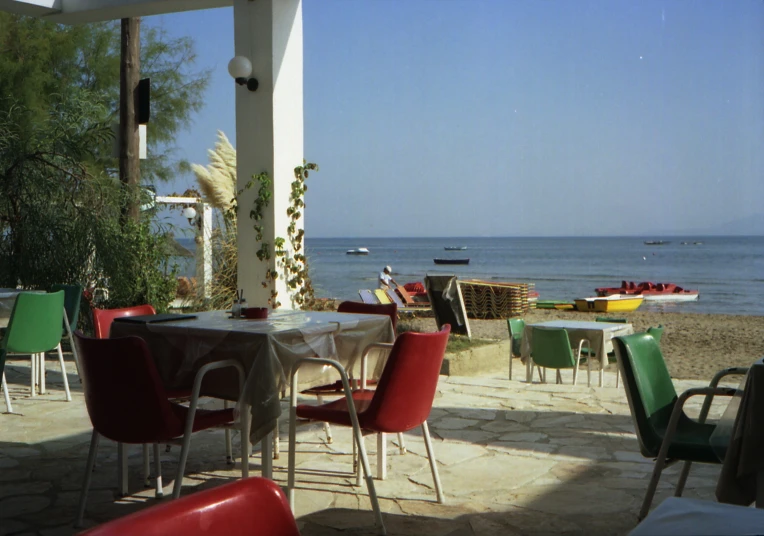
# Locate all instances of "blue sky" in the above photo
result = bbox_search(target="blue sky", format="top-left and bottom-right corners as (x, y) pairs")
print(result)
(148, 1), (764, 238)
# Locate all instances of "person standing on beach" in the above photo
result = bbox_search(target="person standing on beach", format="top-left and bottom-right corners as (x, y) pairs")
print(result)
(379, 265), (398, 289)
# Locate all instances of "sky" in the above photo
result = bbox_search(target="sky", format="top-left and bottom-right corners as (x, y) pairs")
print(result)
(147, 0), (764, 238)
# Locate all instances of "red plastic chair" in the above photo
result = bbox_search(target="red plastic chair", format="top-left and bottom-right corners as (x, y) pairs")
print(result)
(299, 301), (400, 461)
(79, 477), (300, 536)
(73, 332), (248, 528)
(91, 304), (157, 339)
(287, 325), (451, 534)
(92, 304), (205, 493)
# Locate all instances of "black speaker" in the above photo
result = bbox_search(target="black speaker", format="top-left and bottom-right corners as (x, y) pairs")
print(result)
(137, 78), (150, 124)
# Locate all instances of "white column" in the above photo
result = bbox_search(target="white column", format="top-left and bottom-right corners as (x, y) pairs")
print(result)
(196, 202), (213, 300)
(233, 0), (304, 309)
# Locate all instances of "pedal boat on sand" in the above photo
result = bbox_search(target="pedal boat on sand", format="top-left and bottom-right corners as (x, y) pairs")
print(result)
(574, 294), (644, 313)
(595, 281), (699, 302)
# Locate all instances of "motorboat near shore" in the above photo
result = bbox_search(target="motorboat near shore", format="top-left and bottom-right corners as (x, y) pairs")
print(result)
(595, 281), (699, 302)
(346, 247), (369, 255)
(433, 258), (469, 265)
(575, 294), (644, 313)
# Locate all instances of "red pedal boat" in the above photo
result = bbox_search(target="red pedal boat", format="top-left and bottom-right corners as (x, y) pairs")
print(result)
(595, 281), (699, 302)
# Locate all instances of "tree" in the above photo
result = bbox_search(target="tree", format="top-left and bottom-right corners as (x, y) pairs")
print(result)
(0, 14), (208, 309)
(0, 13), (210, 183)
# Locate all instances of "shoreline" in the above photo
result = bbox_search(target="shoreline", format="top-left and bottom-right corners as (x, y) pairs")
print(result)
(402, 309), (764, 381)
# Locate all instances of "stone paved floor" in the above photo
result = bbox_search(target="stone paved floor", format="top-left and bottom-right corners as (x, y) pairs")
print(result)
(0, 355), (734, 536)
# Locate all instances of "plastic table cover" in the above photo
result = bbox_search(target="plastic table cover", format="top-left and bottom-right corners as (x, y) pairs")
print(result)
(110, 310), (395, 442)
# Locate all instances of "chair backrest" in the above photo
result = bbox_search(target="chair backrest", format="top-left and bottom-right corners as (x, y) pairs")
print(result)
(337, 300), (397, 334)
(79, 477), (300, 536)
(613, 332), (678, 457)
(507, 317), (525, 357)
(73, 331), (183, 443)
(51, 283), (83, 333)
(92, 304), (157, 339)
(647, 324), (665, 343)
(360, 325), (450, 433)
(529, 326), (575, 369)
(4, 291), (65, 353)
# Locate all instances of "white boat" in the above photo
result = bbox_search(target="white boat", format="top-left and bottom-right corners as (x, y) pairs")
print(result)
(444, 246), (467, 251)
(346, 247), (369, 255)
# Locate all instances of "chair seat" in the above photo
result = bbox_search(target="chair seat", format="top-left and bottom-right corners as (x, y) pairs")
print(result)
(166, 388), (193, 399)
(169, 405), (235, 435)
(658, 417), (721, 464)
(296, 389), (375, 427)
(300, 379), (378, 395)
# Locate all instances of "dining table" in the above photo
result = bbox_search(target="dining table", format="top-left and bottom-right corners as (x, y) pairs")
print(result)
(110, 309), (395, 478)
(0, 288), (46, 327)
(521, 320), (634, 387)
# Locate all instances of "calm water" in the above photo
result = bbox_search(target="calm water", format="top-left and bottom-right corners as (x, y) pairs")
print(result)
(305, 237), (764, 316)
(176, 236), (764, 316)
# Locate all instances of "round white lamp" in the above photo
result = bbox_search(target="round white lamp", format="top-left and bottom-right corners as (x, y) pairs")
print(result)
(228, 56), (258, 91)
(182, 206), (197, 224)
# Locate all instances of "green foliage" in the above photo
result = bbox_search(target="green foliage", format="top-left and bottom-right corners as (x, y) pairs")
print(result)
(0, 95), (177, 310)
(0, 13), (210, 183)
(245, 162), (318, 310)
(91, 219), (178, 311)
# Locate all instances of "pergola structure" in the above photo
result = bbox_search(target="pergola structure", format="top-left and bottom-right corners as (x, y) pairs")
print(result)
(0, 0), (304, 308)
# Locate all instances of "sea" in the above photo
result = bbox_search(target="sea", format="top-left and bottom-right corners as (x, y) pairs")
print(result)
(174, 236), (764, 317)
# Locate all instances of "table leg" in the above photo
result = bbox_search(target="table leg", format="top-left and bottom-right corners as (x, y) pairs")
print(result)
(261, 431), (273, 479)
(599, 338), (606, 387)
(526, 354), (532, 383)
(240, 402), (250, 480)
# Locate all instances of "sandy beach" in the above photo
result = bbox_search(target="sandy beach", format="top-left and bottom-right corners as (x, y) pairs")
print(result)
(403, 309), (764, 381)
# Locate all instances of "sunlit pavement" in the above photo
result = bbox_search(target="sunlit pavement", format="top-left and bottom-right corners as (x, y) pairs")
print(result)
(0, 355), (728, 536)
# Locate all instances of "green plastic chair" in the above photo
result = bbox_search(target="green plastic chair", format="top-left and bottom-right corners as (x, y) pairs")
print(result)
(506, 318), (525, 380)
(51, 284), (83, 373)
(530, 326), (591, 386)
(612, 333), (747, 520)
(647, 324), (664, 343)
(0, 291), (71, 412)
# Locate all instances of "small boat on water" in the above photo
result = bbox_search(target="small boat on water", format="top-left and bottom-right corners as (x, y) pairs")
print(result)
(644, 240), (670, 245)
(595, 281), (699, 302)
(346, 247), (369, 255)
(433, 258), (469, 265)
(444, 246), (468, 251)
(575, 295), (644, 313)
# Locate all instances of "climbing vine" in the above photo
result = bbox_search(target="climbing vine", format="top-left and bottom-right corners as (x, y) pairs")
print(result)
(246, 161), (317, 309)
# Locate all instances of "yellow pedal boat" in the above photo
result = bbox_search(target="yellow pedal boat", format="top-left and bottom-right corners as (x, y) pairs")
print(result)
(574, 294), (644, 313)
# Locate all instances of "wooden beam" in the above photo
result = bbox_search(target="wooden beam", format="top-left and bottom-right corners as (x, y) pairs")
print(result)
(119, 17), (141, 222)
(46, 0), (229, 24)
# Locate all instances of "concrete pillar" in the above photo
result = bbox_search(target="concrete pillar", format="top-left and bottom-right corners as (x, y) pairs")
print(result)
(233, 0), (304, 309)
(196, 202), (213, 300)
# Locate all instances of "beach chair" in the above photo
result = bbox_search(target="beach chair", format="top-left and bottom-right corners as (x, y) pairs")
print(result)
(385, 288), (406, 308)
(396, 285), (429, 307)
(358, 289), (378, 305)
(612, 333), (747, 520)
(374, 289), (393, 304)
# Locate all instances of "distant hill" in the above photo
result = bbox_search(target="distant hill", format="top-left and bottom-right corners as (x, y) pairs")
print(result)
(684, 213), (764, 236)
(650, 213), (764, 237)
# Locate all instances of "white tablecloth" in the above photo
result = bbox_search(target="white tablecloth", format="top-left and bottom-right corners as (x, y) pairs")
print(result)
(521, 320), (634, 387)
(630, 497), (764, 535)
